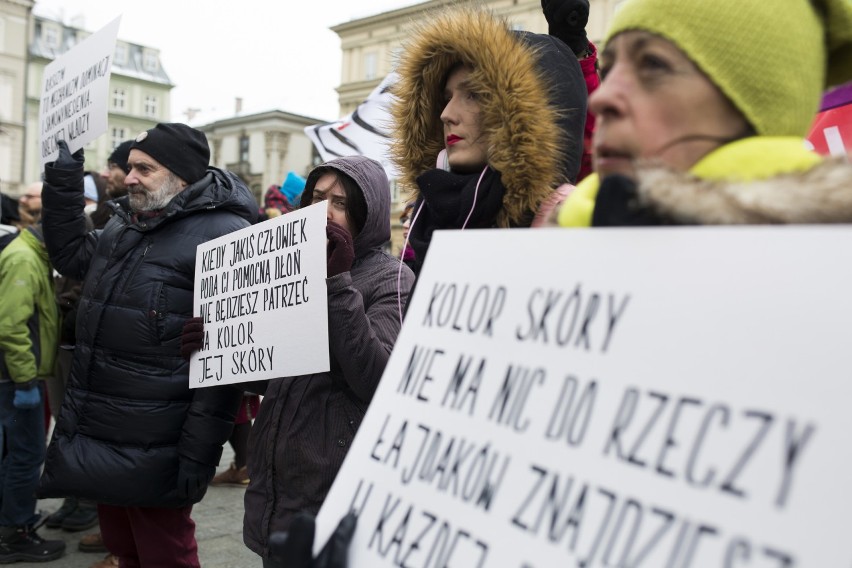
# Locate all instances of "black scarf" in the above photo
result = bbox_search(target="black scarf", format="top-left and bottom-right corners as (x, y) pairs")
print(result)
(408, 167), (505, 275)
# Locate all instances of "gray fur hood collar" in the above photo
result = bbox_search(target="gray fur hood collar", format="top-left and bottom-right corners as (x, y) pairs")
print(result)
(633, 157), (852, 224)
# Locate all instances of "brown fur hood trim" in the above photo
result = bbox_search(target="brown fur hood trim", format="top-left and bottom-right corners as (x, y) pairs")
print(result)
(391, 6), (585, 227)
(635, 158), (852, 224)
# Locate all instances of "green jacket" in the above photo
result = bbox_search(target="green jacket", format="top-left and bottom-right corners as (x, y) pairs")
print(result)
(0, 228), (58, 383)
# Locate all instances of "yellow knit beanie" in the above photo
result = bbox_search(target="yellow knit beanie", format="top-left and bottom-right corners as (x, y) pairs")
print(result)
(606, 0), (852, 137)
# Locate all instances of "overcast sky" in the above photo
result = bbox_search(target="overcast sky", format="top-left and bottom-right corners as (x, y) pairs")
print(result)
(32, 0), (420, 125)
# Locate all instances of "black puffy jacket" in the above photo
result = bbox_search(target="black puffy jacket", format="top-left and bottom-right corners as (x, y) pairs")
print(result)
(38, 162), (257, 507)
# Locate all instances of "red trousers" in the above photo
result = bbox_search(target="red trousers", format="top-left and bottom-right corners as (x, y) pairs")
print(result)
(98, 504), (199, 567)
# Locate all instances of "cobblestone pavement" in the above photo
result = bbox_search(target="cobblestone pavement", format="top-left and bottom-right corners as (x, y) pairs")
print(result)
(20, 446), (258, 567)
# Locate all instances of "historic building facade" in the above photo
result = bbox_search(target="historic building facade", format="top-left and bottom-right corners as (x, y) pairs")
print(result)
(0, 0), (34, 197)
(0, 1), (172, 195)
(331, 0), (623, 252)
(1, 2), (322, 204)
(332, 0), (622, 115)
(199, 109), (325, 206)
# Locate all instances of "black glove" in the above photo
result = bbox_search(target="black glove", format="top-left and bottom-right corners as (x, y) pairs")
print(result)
(269, 512), (357, 568)
(176, 456), (214, 501)
(591, 174), (671, 226)
(541, 0), (590, 57)
(52, 140), (85, 171)
(326, 222), (355, 278)
(180, 317), (205, 362)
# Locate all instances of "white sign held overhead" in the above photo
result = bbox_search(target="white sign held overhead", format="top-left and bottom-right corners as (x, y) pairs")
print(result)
(315, 226), (852, 566)
(189, 202), (330, 388)
(38, 16), (121, 165)
(305, 73), (398, 179)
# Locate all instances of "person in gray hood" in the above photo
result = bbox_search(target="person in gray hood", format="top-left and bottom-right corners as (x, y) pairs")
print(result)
(242, 156), (415, 565)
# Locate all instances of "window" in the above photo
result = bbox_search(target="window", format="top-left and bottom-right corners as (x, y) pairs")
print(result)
(44, 25), (59, 49)
(112, 88), (126, 110)
(144, 95), (158, 117)
(390, 178), (400, 203)
(111, 128), (126, 148)
(0, 135), (11, 183)
(239, 135), (249, 163)
(114, 43), (127, 65)
(0, 75), (12, 121)
(390, 47), (403, 70)
(364, 52), (377, 81)
(143, 50), (158, 72)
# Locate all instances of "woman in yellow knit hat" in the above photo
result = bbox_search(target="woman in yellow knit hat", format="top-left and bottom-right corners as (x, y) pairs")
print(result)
(557, 0), (852, 227)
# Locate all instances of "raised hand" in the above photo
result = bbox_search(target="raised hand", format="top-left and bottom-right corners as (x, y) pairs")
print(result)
(326, 222), (355, 278)
(53, 139), (85, 171)
(541, 0), (590, 56)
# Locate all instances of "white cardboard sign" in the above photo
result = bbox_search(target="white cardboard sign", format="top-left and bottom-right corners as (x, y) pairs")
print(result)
(38, 17), (121, 165)
(315, 226), (852, 566)
(189, 202), (329, 388)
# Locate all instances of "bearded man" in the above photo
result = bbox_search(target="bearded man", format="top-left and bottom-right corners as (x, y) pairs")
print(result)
(101, 139), (132, 199)
(37, 123), (256, 567)
(17, 182), (43, 227)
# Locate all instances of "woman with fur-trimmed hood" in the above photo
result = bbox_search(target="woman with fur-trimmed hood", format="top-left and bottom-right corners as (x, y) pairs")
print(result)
(557, 0), (852, 228)
(392, 6), (587, 275)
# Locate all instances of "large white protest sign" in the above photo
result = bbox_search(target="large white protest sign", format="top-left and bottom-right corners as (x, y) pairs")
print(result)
(189, 202), (329, 388)
(316, 226), (852, 566)
(38, 17), (121, 165)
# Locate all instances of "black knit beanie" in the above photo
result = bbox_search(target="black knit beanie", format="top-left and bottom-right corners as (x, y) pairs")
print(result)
(108, 140), (134, 173)
(130, 123), (210, 184)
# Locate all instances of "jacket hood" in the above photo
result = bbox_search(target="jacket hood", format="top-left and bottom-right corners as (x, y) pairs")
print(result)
(19, 227), (49, 262)
(300, 156), (391, 257)
(634, 157), (852, 224)
(391, 6), (587, 227)
(113, 167), (258, 226)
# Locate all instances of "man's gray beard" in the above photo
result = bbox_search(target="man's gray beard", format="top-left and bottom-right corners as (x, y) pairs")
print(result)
(127, 174), (184, 212)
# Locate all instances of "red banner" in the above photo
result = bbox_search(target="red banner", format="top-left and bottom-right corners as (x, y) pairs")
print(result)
(806, 103), (852, 158)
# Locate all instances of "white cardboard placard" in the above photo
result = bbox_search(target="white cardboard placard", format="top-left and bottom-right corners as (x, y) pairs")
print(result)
(189, 202), (329, 388)
(38, 17), (121, 165)
(315, 226), (852, 566)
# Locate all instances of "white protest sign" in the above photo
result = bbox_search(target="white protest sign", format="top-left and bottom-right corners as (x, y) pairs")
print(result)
(316, 226), (852, 566)
(38, 16), (121, 165)
(189, 202), (329, 388)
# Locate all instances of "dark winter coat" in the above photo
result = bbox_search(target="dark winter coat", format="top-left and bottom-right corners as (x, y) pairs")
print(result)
(37, 162), (257, 508)
(243, 156), (415, 557)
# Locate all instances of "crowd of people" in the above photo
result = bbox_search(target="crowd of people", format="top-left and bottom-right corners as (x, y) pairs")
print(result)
(0, 0), (849, 566)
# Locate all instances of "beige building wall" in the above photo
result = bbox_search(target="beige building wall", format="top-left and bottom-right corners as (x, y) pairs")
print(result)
(332, 0), (620, 253)
(333, 0), (620, 117)
(0, 0), (34, 197)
